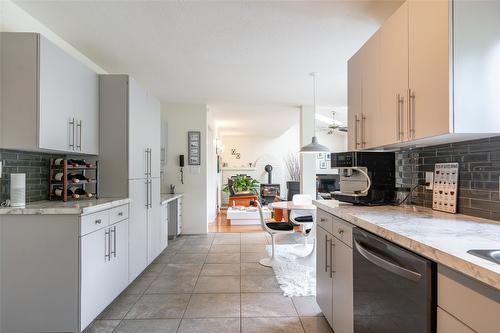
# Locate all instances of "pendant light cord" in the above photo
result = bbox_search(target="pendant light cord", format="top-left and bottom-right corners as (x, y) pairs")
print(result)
(310, 72), (317, 131)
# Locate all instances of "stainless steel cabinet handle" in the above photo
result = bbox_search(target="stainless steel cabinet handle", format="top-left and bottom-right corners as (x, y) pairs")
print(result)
(354, 240), (422, 281)
(408, 89), (416, 139)
(330, 239), (335, 278)
(320, 217), (327, 223)
(145, 180), (150, 208)
(361, 113), (366, 148)
(104, 229), (110, 261)
(149, 179), (153, 208)
(110, 226), (116, 258)
(396, 94), (400, 141)
(76, 120), (82, 151)
(338, 228), (344, 236)
(354, 114), (360, 148)
(69, 118), (75, 150)
(118, 212), (123, 216)
(145, 149), (149, 177)
(148, 148), (152, 177)
(325, 234), (329, 272)
(95, 219), (102, 225)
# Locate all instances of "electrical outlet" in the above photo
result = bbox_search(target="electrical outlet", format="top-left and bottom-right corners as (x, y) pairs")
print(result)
(425, 171), (434, 190)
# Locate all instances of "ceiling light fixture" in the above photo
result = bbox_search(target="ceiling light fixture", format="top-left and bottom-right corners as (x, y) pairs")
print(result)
(299, 72), (330, 154)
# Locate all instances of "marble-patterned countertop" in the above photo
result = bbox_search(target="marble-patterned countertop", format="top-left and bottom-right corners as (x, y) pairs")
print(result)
(0, 198), (130, 215)
(314, 200), (500, 290)
(161, 193), (183, 205)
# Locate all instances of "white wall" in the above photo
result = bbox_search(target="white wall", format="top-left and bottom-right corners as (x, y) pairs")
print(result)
(221, 123), (300, 198)
(206, 110), (218, 223)
(0, 0), (106, 74)
(162, 104), (208, 234)
(315, 130), (347, 174)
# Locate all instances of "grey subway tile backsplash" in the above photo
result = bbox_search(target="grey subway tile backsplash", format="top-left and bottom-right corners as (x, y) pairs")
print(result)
(396, 136), (500, 221)
(0, 149), (64, 203)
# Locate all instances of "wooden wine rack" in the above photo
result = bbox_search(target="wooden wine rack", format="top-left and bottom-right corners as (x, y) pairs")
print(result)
(49, 159), (99, 202)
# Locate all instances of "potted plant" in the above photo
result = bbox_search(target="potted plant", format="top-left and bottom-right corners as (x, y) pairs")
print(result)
(284, 152), (300, 201)
(222, 175), (259, 195)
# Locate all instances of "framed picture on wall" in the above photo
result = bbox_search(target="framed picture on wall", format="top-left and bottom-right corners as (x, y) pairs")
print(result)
(325, 154), (331, 161)
(319, 161), (327, 169)
(317, 153), (324, 159)
(188, 131), (201, 165)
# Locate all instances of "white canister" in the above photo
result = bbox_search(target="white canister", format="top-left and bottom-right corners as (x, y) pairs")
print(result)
(10, 173), (26, 208)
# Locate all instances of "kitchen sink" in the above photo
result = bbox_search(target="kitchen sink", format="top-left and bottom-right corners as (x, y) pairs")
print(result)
(467, 249), (500, 265)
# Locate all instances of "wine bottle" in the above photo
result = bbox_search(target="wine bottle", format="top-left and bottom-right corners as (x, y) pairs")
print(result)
(69, 186), (93, 198)
(54, 172), (80, 183)
(68, 159), (94, 167)
(68, 173), (90, 182)
(54, 158), (65, 166)
(54, 187), (80, 199)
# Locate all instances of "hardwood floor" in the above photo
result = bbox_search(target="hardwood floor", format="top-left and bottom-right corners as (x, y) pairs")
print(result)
(208, 208), (263, 233)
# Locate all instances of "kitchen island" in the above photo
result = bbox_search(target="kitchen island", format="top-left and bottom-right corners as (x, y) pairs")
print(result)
(314, 200), (500, 333)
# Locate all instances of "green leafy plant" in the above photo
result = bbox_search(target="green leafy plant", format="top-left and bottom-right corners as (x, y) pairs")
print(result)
(222, 175), (259, 194)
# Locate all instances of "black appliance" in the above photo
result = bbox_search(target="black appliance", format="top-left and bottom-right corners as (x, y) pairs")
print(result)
(353, 228), (436, 333)
(260, 165), (280, 205)
(330, 151), (395, 205)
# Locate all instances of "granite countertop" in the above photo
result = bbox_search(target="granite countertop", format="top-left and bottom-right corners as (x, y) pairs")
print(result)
(0, 198), (131, 215)
(314, 200), (500, 290)
(161, 193), (183, 205)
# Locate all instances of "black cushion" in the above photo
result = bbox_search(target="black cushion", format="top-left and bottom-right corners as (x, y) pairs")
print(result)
(266, 222), (294, 231)
(294, 215), (313, 223)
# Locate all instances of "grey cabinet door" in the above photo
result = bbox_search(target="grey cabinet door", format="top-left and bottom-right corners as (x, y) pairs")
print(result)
(128, 179), (149, 282)
(316, 227), (333, 326)
(38, 35), (76, 152)
(80, 228), (112, 331)
(332, 238), (353, 333)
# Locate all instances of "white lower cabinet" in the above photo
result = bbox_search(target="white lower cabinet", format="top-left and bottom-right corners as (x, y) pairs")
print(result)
(160, 203), (169, 251)
(80, 214), (129, 331)
(316, 226), (334, 326)
(147, 178), (162, 264)
(437, 307), (474, 333)
(316, 209), (354, 333)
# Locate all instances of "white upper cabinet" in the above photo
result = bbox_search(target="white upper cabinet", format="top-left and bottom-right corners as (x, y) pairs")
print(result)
(379, 1), (409, 146)
(347, 0), (500, 150)
(408, 0), (450, 141)
(347, 50), (363, 151)
(0, 32), (99, 154)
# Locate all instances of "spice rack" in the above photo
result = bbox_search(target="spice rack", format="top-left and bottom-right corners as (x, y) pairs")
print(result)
(49, 159), (99, 202)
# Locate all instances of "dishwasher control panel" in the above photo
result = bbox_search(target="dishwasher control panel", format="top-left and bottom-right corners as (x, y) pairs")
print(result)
(433, 163), (459, 213)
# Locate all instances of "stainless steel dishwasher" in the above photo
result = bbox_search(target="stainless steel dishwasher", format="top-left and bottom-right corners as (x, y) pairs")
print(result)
(353, 228), (436, 333)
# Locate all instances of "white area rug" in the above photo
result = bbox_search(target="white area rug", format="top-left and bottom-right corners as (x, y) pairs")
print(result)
(266, 243), (316, 297)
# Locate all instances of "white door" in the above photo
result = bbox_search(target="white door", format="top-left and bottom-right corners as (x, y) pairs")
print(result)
(147, 178), (162, 263)
(147, 95), (161, 179)
(38, 35), (76, 153)
(347, 51), (363, 151)
(378, 1), (409, 146)
(80, 228), (112, 331)
(160, 204), (169, 251)
(108, 220), (129, 298)
(409, 0), (450, 140)
(76, 69), (99, 155)
(332, 239), (353, 333)
(360, 32), (380, 149)
(128, 78), (150, 179)
(316, 227), (333, 326)
(128, 179), (148, 282)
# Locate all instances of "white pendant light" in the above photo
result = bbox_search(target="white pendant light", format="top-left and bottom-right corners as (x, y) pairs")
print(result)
(299, 72), (330, 154)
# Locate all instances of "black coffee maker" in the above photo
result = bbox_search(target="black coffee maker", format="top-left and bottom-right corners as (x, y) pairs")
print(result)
(330, 151), (396, 205)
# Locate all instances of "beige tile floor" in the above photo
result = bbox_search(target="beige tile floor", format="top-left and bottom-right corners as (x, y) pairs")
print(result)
(84, 232), (333, 333)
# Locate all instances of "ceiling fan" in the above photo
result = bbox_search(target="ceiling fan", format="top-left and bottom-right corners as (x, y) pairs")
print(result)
(317, 111), (348, 134)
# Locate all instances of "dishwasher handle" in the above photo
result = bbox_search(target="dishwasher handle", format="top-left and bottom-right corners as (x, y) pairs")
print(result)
(354, 240), (422, 282)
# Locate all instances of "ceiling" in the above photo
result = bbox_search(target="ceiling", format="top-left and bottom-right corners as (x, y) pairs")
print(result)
(210, 105), (300, 137)
(14, 0), (402, 108)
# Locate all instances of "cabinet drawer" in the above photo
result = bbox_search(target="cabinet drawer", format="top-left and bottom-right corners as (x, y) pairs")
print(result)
(317, 209), (333, 234)
(81, 210), (109, 236)
(331, 215), (353, 248)
(438, 265), (500, 333)
(437, 307), (474, 333)
(109, 205), (128, 224)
